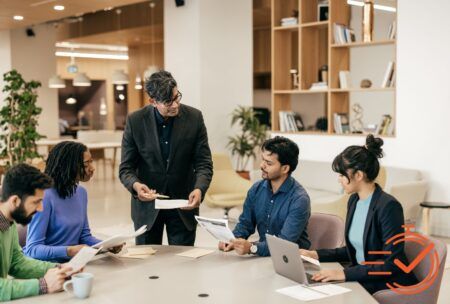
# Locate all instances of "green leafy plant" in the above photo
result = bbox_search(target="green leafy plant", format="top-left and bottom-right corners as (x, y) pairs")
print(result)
(227, 106), (268, 172)
(0, 70), (44, 166)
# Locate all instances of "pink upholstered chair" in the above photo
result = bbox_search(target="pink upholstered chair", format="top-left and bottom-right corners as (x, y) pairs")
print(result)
(307, 213), (345, 250)
(373, 237), (447, 304)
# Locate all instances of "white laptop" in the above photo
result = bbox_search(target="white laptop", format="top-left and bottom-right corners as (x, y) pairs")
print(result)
(266, 234), (344, 285)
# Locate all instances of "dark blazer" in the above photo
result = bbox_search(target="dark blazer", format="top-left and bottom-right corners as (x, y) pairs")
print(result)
(119, 104), (213, 231)
(317, 184), (417, 294)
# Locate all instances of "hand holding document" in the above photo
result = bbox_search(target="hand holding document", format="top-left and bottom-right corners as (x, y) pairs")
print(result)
(67, 247), (101, 274)
(277, 284), (351, 301)
(195, 216), (235, 243)
(93, 225), (147, 250)
(155, 199), (189, 209)
(176, 248), (215, 259)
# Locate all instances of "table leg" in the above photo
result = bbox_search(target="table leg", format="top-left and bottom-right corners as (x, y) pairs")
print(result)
(112, 147), (117, 179)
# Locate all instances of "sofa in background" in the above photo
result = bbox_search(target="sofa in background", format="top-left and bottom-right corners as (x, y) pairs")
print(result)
(251, 160), (427, 223)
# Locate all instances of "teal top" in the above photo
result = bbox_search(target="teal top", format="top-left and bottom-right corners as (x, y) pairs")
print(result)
(348, 193), (373, 264)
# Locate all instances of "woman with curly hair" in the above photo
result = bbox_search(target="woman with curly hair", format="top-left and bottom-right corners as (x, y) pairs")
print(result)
(24, 141), (122, 262)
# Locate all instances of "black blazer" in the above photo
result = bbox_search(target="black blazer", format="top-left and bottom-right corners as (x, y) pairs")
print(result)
(317, 184), (417, 294)
(119, 104), (213, 231)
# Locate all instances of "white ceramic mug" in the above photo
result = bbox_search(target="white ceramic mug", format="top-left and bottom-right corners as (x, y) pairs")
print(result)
(63, 272), (94, 299)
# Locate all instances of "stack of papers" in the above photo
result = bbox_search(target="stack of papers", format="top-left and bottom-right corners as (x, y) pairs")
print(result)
(155, 199), (189, 209)
(120, 246), (157, 259)
(195, 216), (235, 243)
(176, 248), (214, 259)
(93, 225), (147, 250)
(277, 284), (351, 301)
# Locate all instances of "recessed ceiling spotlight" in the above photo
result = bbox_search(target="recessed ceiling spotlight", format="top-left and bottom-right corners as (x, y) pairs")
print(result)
(54, 5), (65, 11)
(13, 15), (24, 21)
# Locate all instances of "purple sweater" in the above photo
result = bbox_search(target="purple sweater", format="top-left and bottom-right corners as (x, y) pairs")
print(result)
(24, 186), (101, 262)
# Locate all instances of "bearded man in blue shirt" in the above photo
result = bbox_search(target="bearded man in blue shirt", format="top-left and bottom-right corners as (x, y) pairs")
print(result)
(219, 136), (311, 256)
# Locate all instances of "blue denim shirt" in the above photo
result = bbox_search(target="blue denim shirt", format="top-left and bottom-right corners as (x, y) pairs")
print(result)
(233, 176), (311, 256)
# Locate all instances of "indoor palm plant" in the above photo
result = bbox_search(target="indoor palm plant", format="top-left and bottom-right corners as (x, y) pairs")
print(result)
(0, 70), (44, 166)
(227, 106), (268, 179)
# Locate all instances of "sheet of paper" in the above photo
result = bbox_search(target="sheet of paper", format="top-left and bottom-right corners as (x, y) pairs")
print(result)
(276, 284), (351, 301)
(93, 225), (147, 249)
(195, 216), (235, 243)
(120, 253), (151, 259)
(68, 247), (101, 273)
(155, 199), (189, 209)
(301, 255), (321, 267)
(176, 248), (214, 259)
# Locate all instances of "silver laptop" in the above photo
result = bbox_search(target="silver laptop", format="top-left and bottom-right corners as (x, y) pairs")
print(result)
(266, 234), (322, 285)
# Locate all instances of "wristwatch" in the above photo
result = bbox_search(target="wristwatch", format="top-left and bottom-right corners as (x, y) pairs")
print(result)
(250, 243), (258, 255)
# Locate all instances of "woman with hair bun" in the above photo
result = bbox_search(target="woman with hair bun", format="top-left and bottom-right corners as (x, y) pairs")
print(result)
(300, 134), (417, 294)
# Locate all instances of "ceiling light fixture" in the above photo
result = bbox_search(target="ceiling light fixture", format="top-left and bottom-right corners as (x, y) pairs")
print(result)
(54, 5), (65, 11)
(73, 73), (91, 87)
(55, 51), (128, 60)
(112, 70), (129, 85)
(13, 15), (24, 21)
(48, 75), (66, 88)
(66, 96), (77, 105)
(347, 0), (396, 12)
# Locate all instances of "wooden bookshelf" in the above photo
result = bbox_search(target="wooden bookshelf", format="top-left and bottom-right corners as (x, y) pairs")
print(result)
(271, 0), (397, 136)
(331, 39), (396, 48)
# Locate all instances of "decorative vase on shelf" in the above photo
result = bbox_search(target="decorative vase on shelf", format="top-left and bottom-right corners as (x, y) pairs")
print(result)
(362, 0), (374, 42)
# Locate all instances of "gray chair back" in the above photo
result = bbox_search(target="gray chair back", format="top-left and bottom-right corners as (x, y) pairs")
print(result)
(16, 224), (27, 248)
(307, 213), (345, 250)
(373, 236), (447, 304)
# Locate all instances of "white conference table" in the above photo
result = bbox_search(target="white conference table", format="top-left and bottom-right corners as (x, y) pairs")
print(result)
(14, 245), (378, 304)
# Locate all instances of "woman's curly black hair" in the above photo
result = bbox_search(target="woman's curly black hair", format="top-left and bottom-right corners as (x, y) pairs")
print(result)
(45, 141), (88, 199)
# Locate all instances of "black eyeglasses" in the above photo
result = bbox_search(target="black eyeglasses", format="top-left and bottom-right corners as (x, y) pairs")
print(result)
(161, 91), (182, 107)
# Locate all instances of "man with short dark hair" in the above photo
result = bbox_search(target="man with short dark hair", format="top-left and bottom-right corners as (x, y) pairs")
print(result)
(0, 164), (73, 301)
(219, 136), (311, 256)
(119, 70), (213, 246)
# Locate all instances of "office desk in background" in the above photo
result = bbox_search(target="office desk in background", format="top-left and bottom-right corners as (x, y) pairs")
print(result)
(37, 140), (121, 179)
(12, 245), (377, 304)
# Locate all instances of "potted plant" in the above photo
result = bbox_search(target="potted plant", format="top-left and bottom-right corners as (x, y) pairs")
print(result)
(227, 106), (268, 179)
(0, 70), (44, 166)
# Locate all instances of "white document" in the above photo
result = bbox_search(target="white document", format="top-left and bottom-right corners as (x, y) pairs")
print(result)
(155, 199), (189, 209)
(195, 216), (235, 243)
(68, 247), (101, 274)
(176, 248), (214, 259)
(93, 225), (147, 250)
(301, 255), (321, 267)
(277, 284), (351, 301)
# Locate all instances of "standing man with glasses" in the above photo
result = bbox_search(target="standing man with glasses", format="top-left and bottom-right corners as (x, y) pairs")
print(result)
(119, 70), (213, 246)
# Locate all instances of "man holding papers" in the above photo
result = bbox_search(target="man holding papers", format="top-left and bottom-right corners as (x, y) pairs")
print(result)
(0, 164), (76, 301)
(119, 70), (213, 246)
(219, 137), (311, 256)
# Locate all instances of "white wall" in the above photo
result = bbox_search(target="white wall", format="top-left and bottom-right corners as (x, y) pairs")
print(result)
(164, 0), (253, 153)
(276, 0), (450, 236)
(0, 30), (12, 106)
(10, 24), (59, 139)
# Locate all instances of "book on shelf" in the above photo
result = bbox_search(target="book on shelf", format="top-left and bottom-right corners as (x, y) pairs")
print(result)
(333, 113), (350, 134)
(309, 82), (328, 91)
(333, 23), (355, 44)
(278, 111), (304, 132)
(281, 17), (298, 26)
(377, 114), (393, 135)
(381, 61), (395, 88)
(339, 71), (351, 89)
(388, 21), (397, 40)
